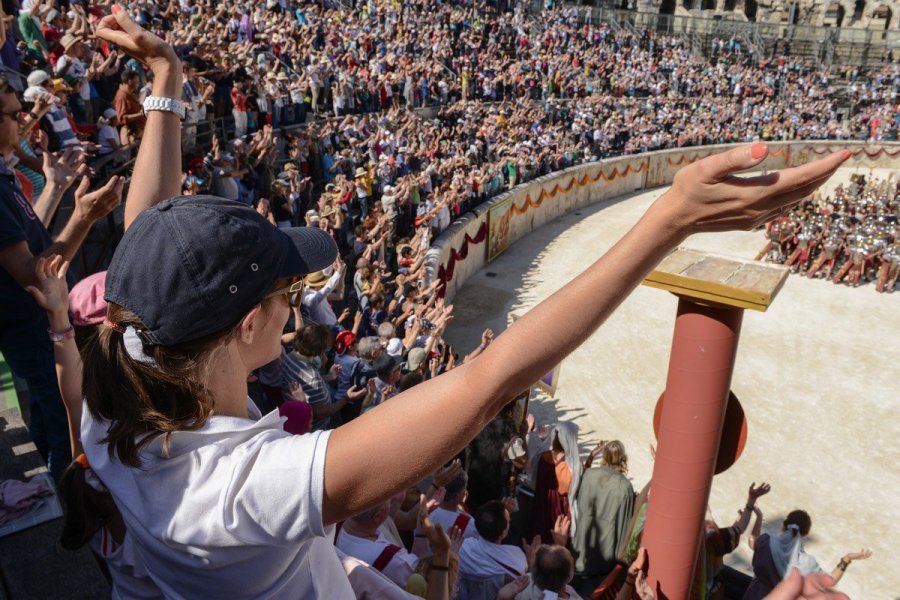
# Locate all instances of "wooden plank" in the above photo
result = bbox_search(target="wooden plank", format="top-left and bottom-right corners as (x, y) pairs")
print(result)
(681, 256), (742, 285)
(644, 248), (789, 311)
(656, 247), (703, 274)
(0, 409), (111, 599)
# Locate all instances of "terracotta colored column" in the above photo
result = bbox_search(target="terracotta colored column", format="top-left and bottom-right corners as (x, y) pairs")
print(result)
(642, 300), (744, 598)
(641, 248), (788, 597)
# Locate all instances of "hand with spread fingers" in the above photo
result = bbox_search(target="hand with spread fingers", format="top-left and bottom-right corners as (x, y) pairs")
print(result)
(73, 175), (126, 223)
(659, 143), (851, 235)
(43, 148), (87, 192)
(24, 255), (70, 318)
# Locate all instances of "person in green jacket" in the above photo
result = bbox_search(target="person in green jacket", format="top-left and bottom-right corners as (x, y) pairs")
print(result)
(17, 3), (50, 60)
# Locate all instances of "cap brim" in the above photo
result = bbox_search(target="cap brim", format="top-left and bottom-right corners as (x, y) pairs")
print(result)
(0, 66), (25, 92)
(279, 227), (337, 279)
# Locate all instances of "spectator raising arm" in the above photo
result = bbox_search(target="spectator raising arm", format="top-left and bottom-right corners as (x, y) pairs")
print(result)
(95, 4), (183, 229)
(31, 147), (86, 226)
(25, 255), (83, 456)
(0, 174), (124, 289)
(321, 144), (851, 525)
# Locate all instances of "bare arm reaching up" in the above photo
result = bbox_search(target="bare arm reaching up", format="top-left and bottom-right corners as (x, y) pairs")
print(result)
(322, 144), (851, 524)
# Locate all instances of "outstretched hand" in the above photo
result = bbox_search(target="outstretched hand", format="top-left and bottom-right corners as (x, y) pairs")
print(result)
(660, 143), (850, 235)
(95, 4), (179, 71)
(416, 493), (450, 552)
(73, 175), (125, 223)
(25, 255), (70, 317)
(550, 514), (571, 547)
(764, 568), (849, 600)
(748, 481), (772, 504)
(521, 534), (540, 569)
(843, 549), (872, 562)
(42, 148), (87, 192)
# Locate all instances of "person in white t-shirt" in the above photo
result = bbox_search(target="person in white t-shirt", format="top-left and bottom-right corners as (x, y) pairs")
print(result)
(96, 108), (123, 157)
(429, 470), (478, 541)
(459, 501), (529, 580)
(70, 8), (851, 600)
(336, 500), (421, 588)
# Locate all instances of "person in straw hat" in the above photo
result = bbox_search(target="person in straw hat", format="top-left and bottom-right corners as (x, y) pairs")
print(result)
(302, 260), (346, 327)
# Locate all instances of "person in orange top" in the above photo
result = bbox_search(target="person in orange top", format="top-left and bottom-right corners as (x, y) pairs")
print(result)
(113, 69), (144, 144)
(526, 421), (606, 544)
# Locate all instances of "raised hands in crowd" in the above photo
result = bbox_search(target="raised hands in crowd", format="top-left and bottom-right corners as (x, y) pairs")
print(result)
(0, 1), (883, 599)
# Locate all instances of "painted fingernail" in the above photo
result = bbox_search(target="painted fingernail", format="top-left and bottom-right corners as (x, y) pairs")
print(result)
(112, 4), (120, 13)
(750, 143), (767, 160)
(840, 150), (852, 161)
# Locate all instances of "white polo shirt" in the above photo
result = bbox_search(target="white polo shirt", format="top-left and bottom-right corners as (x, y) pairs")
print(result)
(81, 402), (353, 599)
(429, 507), (477, 540)
(458, 536), (528, 579)
(335, 528), (418, 588)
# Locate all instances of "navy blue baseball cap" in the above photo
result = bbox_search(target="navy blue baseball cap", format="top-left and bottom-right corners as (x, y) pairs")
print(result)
(105, 196), (337, 346)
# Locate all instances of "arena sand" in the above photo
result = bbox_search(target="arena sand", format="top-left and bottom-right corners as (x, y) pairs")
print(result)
(445, 168), (900, 599)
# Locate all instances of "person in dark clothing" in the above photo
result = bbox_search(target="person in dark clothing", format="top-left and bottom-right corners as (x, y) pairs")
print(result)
(0, 69), (124, 478)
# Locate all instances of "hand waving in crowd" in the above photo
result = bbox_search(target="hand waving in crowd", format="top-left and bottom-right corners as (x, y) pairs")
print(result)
(73, 175), (125, 224)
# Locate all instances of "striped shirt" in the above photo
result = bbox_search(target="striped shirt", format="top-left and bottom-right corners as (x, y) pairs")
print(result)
(281, 351), (336, 431)
(46, 106), (80, 148)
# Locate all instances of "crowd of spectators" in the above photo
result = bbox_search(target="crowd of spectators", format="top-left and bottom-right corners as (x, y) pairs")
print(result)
(757, 174), (899, 292)
(0, 0), (889, 598)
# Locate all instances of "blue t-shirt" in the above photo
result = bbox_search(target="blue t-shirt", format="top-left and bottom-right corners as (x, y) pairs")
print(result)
(0, 168), (52, 330)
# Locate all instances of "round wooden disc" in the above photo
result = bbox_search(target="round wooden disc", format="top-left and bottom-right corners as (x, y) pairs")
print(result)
(653, 390), (748, 475)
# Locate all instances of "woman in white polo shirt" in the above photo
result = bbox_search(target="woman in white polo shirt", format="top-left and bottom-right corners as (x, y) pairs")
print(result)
(75, 6), (851, 600)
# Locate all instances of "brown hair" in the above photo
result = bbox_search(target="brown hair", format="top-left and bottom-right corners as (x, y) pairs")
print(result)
(81, 302), (266, 467)
(601, 440), (628, 475)
(59, 462), (125, 550)
(293, 322), (332, 357)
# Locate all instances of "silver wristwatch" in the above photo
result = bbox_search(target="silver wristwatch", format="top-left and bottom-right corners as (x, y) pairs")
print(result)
(142, 96), (186, 120)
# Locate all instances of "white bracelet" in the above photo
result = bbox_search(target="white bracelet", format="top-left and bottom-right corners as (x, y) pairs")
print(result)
(142, 96), (186, 120)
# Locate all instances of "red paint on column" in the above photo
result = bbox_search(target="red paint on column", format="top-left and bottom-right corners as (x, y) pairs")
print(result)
(643, 300), (744, 599)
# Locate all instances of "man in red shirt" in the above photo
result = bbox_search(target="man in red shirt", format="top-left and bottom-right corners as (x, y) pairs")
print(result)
(41, 9), (64, 65)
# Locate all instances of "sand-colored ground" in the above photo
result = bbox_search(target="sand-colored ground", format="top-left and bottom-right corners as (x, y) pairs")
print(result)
(445, 169), (899, 599)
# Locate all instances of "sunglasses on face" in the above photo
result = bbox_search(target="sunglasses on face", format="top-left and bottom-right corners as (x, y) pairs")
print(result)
(264, 277), (305, 307)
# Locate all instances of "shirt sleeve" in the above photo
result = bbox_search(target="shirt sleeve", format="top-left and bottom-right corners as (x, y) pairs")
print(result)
(302, 272), (341, 306)
(0, 188), (28, 249)
(220, 429), (332, 545)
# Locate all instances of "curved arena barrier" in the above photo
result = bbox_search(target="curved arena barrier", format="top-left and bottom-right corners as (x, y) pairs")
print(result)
(426, 141), (900, 301)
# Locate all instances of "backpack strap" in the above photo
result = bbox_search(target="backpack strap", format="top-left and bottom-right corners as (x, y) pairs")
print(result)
(333, 520), (344, 544)
(372, 544), (402, 572)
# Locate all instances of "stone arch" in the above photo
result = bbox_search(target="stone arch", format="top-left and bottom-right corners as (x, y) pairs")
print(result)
(871, 4), (892, 29)
(824, 2), (846, 26)
(701, 0), (717, 9)
(852, 0), (866, 20)
(683, 0), (697, 9)
(743, 0), (758, 21)
(659, 0), (677, 14)
(724, 0), (737, 11)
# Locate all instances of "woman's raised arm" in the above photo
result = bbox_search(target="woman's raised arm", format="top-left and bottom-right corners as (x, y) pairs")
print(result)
(322, 144), (851, 525)
(95, 4), (183, 229)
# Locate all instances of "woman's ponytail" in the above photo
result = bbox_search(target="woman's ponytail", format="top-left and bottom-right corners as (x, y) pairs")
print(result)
(59, 455), (123, 551)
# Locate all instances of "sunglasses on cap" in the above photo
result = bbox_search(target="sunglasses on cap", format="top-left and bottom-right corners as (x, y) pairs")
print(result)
(264, 277), (305, 307)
